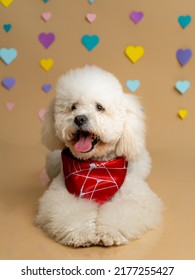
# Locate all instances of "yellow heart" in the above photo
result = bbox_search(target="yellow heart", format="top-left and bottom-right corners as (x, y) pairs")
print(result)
(0, 0), (13, 8)
(178, 109), (188, 119)
(125, 46), (145, 63)
(40, 58), (54, 71)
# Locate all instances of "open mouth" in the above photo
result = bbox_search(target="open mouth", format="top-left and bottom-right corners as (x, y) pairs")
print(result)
(73, 130), (100, 153)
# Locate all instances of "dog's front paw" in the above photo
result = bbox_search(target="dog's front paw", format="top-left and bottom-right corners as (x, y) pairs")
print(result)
(96, 225), (128, 246)
(57, 227), (100, 247)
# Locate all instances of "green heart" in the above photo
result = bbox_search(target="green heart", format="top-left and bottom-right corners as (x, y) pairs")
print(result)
(3, 24), (12, 32)
(178, 15), (191, 28)
(81, 35), (100, 51)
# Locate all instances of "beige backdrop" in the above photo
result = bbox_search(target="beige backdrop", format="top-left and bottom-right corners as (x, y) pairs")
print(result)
(0, 0), (195, 259)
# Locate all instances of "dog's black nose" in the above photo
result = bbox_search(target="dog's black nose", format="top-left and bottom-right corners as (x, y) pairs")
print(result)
(74, 115), (88, 127)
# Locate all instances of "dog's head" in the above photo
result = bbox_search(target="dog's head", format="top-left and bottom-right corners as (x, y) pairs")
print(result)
(42, 66), (146, 161)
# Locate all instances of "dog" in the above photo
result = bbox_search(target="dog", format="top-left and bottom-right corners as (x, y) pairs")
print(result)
(36, 66), (163, 247)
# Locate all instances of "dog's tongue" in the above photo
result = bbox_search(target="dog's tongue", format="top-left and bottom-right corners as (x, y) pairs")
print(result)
(74, 135), (93, 152)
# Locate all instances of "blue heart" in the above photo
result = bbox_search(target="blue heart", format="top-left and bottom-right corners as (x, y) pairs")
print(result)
(0, 48), (18, 65)
(176, 48), (192, 65)
(3, 24), (12, 32)
(178, 15), (191, 28)
(42, 84), (52, 93)
(175, 80), (190, 94)
(126, 80), (140, 93)
(81, 35), (100, 51)
(2, 77), (16, 90)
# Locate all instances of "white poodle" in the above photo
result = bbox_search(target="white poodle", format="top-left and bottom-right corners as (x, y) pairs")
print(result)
(36, 66), (163, 247)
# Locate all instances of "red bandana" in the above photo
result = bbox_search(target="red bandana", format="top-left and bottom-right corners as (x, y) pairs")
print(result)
(61, 149), (128, 205)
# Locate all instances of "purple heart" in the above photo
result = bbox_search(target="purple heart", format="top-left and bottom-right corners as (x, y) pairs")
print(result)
(176, 49), (192, 65)
(42, 84), (52, 93)
(2, 77), (16, 89)
(130, 11), (144, 24)
(38, 33), (55, 48)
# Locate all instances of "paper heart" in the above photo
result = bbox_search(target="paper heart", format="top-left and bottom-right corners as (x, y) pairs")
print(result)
(81, 34), (100, 51)
(40, 58), (54, 71)
(178, 109), (188, 120)
(0, 0), (13, 7)
(0, 48), (18, 64)
(178, 15), (191, 28)
(38, 32), (55, 48)
(41, 12), (52, 22)
(39, 168), (50, 186)
(42, 84), (52, 93)
(86, 13), (96, 23)
(126, 80), (140, 92)
(3, 24), (12, 32)
(130, 11), (144, 24)
(6, 102), (15, 111)
(175, 80), (190, 94)
(2, 77), (16, 89)
(88, 0), (95, 3)
(38, 108), (47, 121)
(125, 46), (144, 63)
(176, 49), (192, 65)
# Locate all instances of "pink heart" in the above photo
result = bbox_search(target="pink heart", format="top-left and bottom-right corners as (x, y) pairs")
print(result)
(39, 168), (50, 186)
(86, 13), (96, 23)
(6, 102), (15, 111)
(41, 12), (52, 22)
(38, 108), (47, 121)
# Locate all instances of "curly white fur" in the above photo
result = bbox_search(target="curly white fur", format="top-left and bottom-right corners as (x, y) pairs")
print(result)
(36, 66), (163, 247)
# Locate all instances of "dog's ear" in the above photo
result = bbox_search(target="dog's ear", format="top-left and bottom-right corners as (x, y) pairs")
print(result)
(116, 94), (146, 161)
(41, 99), (64, 150)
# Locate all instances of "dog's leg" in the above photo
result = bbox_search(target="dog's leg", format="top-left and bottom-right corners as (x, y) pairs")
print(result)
(36, 173), (100, 247)
(45, 150), (61, 179)
(130, 150), (152, 179)
(96, 176), (163, 246)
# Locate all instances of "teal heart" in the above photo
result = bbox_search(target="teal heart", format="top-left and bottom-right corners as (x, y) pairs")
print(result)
(126, 80), (140, 93)
(89, 0), (95, 3)
(175, 80), (190, 94)
(178, 15), (191, 28)
(3, 24), (12, 32)
(43, 0), (49, 2)
(81, 35), (100, 51)
(0, 48), (18, 65)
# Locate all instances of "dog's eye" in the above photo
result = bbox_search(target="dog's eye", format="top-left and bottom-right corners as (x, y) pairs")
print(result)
(71, 103), (77, 111)
(96, 103), (105, 112)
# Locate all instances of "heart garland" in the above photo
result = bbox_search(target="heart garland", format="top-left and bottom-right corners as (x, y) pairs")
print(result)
(0, 4), (193, 123)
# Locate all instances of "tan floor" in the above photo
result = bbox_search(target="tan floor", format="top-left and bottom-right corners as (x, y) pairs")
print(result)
(0, 143), (195, 260)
